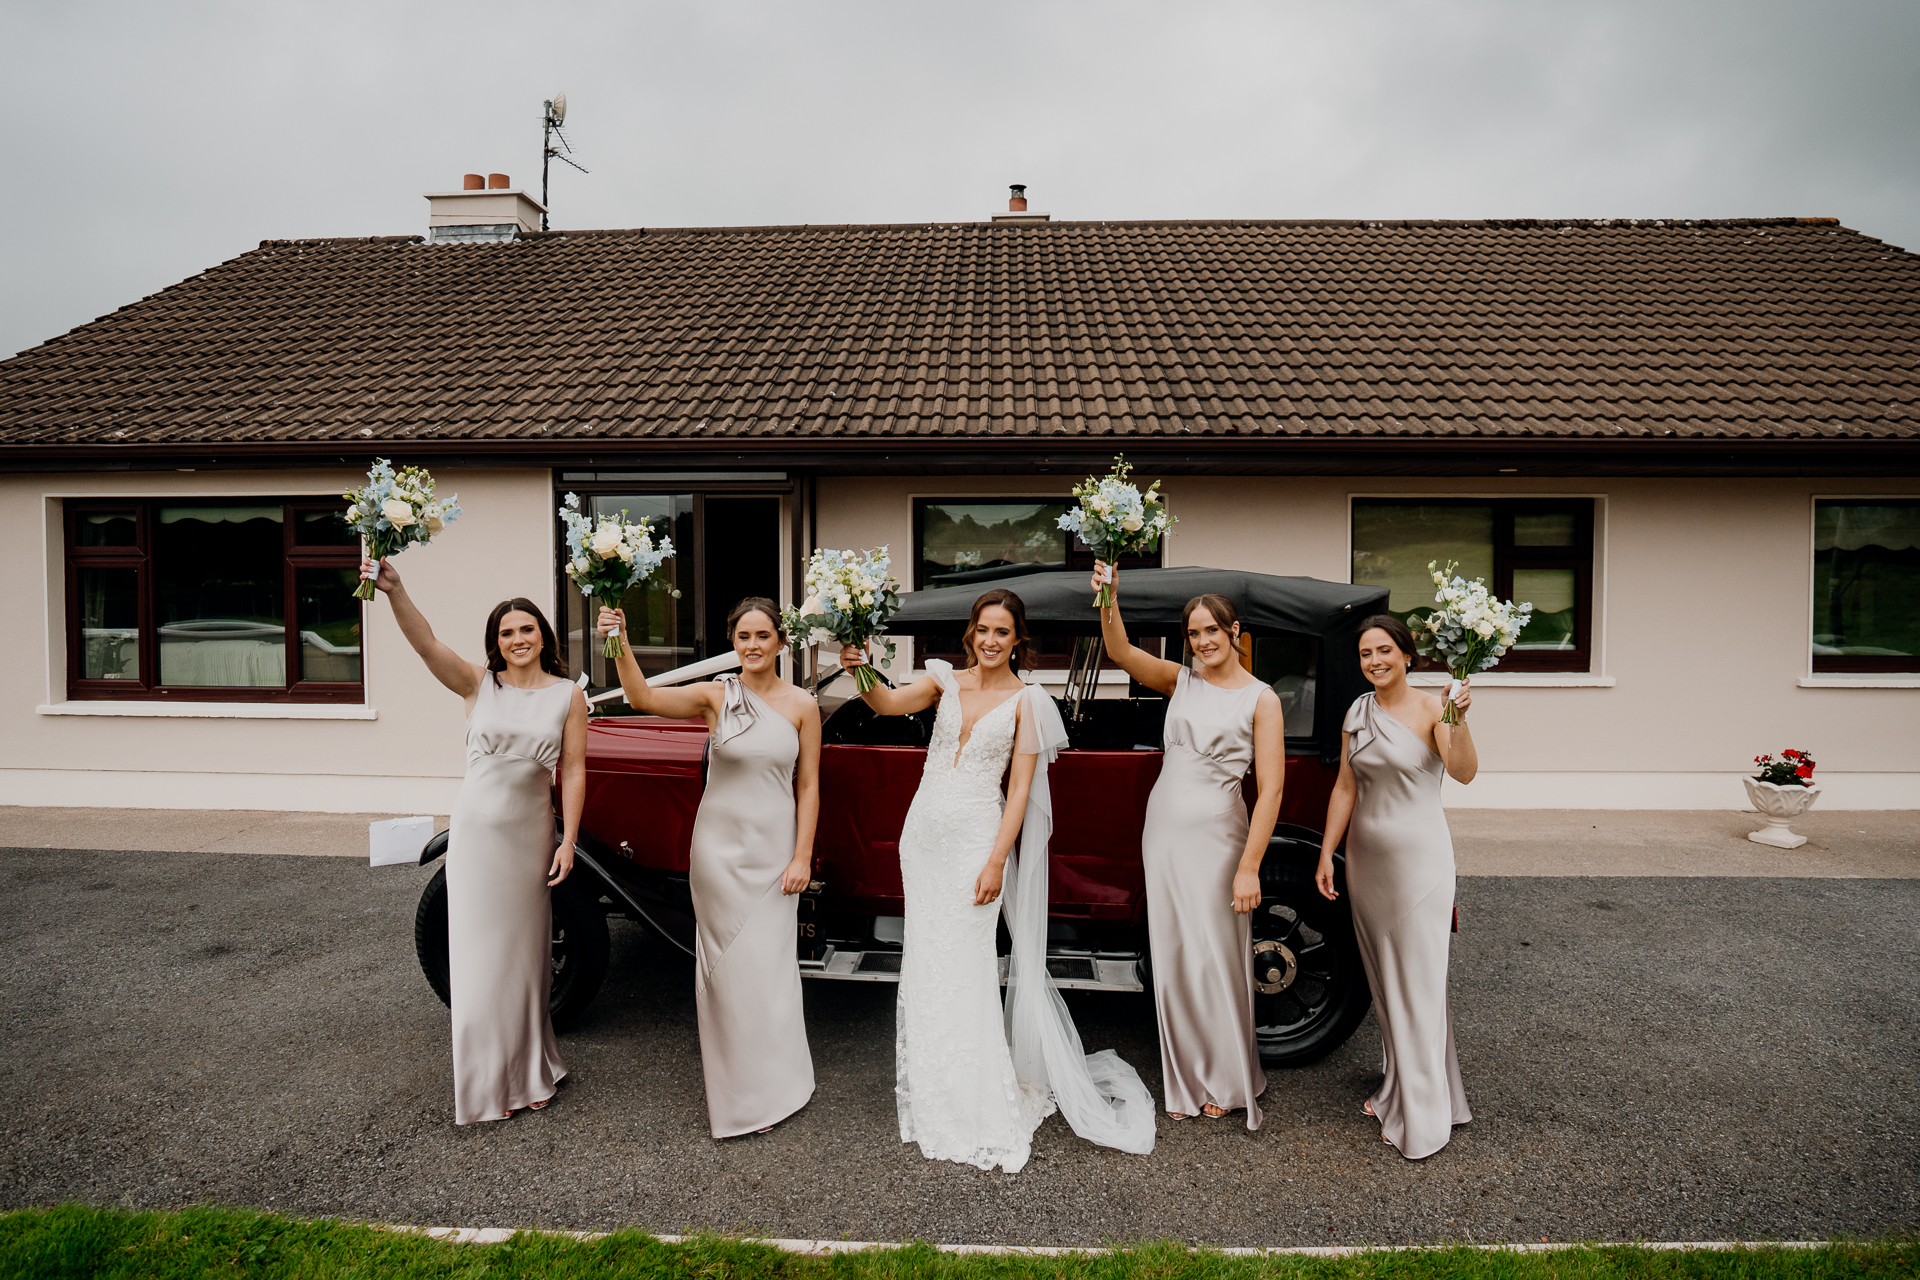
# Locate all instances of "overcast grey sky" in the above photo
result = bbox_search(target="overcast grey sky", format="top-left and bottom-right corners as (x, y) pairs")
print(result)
(4, 0), (1917, 358)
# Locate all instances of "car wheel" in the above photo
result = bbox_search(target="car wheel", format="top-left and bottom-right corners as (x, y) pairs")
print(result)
(411, 867), (611, 1031)
(1249, 874), (1370, 1067)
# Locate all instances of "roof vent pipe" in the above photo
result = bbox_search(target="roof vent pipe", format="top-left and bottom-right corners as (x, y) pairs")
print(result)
(1008, 184), (1028, 212)
(463, 173), (485, 190)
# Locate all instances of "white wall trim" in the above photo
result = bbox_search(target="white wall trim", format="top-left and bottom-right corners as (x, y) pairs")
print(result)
(1410, 672), (1616, 688)
(0, 767), (459, 813)
(1797, 675), (1920, 689)
(37, 701), (377, 720)
(1439, 771), (1919, 810)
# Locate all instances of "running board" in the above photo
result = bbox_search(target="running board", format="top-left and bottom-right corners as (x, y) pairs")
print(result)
(800, 948), (1144, 994)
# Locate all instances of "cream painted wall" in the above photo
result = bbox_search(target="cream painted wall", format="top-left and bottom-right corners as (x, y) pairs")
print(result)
(4, 467), (554, 813)
(817, 472), (1920, 808)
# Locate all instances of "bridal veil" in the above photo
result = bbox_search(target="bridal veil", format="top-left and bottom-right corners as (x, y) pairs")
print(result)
(1001, 683), (1157, 1155)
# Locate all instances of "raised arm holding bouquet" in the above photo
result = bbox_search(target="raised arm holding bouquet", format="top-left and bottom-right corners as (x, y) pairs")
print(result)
(1408, 561), (1533, 725)
(343, 459), (461, 600)
(1058, 455), (1173, 609)
(780, 547), (901, 693)
(559, 493), (678, 659)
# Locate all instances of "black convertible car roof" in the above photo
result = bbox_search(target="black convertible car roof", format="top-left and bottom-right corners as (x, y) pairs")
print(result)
(889, 567), (1390, 761)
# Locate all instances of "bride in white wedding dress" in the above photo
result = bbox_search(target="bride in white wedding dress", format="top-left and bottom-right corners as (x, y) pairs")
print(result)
(842, 589), (1155, 1172)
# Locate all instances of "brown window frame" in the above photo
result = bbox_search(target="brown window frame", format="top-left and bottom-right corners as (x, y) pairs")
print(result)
(1351, 497), (1596, 674)
(1811, 497), (1920, 674)
(911, 496), (1164, 670)
(63, 498), (365, 703)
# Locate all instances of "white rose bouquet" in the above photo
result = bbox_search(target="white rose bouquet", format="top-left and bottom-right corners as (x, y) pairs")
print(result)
(781, 546), (901, 693)
(1057, 454), (1173, 608)
(1408, 560), (1534, 725)
(341, 459), (461, 600)
(559, 493), (679, 658)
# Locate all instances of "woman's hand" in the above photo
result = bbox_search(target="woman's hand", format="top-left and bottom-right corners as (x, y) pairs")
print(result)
(1450, 675), (1473, 717)
(839, 643), (868, 671)
(548, 839), (575, 886)
(780, 854), (813, 896)
(597, 605), (625, 639)
(1232, 868), (1262, 915)
(1090, 560), (1116, 596)
(360, 555), (401, 595)
(1314, 851), (1338, 901)
(974, 859), (1005, 907)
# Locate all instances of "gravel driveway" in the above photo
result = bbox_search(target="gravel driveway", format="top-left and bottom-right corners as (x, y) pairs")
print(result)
(1, 847), (1915, 1246)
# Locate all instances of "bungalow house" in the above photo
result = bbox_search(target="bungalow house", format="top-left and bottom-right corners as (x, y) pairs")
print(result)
(1, 183), (1914, 815)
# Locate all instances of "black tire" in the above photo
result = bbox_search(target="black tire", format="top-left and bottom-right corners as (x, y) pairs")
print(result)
(1249, 854), (1371, 1066)
(412, 867), (612, 1032)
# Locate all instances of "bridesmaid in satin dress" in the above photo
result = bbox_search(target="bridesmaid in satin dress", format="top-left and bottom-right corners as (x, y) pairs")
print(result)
(601, 597), (821, 1137)
(364, 556), (585, 1125)
(1093, 564), (1285, 1127)
(1314, 614), (1478, 1159)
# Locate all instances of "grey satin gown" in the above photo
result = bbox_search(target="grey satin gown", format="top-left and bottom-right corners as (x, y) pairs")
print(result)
(1141, 666), (1269, 1128)
(689, 676), (815, 1137)
(1343, 693), (1472, 1159)
(446, 675), (571, 1125)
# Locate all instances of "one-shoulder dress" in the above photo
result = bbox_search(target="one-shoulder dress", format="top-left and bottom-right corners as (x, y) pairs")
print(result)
(446, 675), (572, 1125)
(1343, 693), (1472, 1158)
(689, 675), (815, 1137)
(1140, 666), (1269, 1127)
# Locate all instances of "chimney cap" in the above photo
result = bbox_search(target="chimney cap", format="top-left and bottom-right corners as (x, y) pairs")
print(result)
(463, 174), (485, 191)
(994, 183), (1048, 222)
(487, 173), (510, 190)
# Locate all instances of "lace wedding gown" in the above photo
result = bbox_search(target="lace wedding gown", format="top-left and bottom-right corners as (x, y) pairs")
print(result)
(895, 661), (1156, 1172)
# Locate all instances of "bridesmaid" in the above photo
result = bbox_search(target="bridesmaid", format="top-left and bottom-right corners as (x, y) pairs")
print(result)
(365, 556), (584, 1125)
(600, 596), (820, 1137)
(1092, 563), (1285, 1127)
(1314, 614), (1477, 1159)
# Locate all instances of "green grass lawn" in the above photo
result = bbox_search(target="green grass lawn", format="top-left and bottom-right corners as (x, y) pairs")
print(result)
(0, 1205), (1910, 1280)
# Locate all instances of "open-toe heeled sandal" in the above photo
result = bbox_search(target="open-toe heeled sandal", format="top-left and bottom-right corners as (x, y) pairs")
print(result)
(1201, 1104), (1229, 1119)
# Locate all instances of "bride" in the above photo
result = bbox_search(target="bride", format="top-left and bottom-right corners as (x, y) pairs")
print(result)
(841, 588), (1154, 1171)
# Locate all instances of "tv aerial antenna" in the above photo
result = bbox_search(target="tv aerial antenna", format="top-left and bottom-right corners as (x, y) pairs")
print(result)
(541, 92), (588, 231)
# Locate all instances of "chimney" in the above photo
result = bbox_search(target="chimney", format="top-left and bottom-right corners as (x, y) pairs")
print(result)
(991, 183), (1050, 224)
(424, 172), (547, 243)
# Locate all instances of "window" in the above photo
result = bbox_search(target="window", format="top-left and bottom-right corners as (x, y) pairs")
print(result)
(1351, 498), (1595, 672)
(913, 498), (1163, 668)
(64, 499), (363, 702)
(1813, 499), (1920, 673)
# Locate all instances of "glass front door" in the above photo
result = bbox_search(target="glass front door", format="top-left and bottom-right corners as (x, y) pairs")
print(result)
(561, 491), (785, 697)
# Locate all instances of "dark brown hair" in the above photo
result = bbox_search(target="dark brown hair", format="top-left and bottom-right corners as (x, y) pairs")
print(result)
(1357, 614), (1419, 672)
(1181, 593), (1241, 656)
(962, 588), (1035, 673)
(725, 596), (786, 644)
(484, 598), (567, 685)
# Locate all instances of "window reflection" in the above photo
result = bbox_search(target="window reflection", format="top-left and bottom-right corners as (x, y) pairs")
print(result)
(298, 567), (363, 682)
(919, 501), (1069, 589)
(79, 568), (140, 680)
(1813, 500), (1920, 664)
(155, 505), (286, 687)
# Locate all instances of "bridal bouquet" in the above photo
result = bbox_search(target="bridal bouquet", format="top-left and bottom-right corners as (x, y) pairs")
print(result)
(559, 493), (678, 658)
(781, 546), (900, 693)
(1057, 455), (1173, 608)
(1408, 561), (1533, 725)
(341, 459), (461, 600)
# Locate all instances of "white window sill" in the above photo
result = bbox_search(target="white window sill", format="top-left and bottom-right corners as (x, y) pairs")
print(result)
(1797, 675), (1920, 689)
(1409, 672), (1615, 688)
(37, 701), (378, 720)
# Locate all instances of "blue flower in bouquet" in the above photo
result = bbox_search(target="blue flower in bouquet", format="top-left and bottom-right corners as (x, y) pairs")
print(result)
(341, 459), (461, 600)
(780, 546), (901, 693)
(559, 493), (679, 658)
(1058, 455), (1173, 606)
(1408, 560), (1533, 724)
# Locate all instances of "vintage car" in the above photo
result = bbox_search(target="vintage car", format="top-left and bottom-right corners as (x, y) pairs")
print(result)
(413, 567), (1390, 1066)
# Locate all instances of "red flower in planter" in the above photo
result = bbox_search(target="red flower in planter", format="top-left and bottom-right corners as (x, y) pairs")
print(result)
(1783, 749), (1801, 759)
(1796, 764), (1813, 779)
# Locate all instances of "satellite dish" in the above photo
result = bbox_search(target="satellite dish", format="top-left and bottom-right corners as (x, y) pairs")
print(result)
(552, 92), (567, 124)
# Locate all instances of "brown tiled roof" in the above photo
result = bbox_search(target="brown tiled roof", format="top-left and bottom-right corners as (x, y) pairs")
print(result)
(1, 217), (1915, 453)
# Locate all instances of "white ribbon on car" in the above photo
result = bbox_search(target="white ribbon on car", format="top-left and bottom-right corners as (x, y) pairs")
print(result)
(1001, 682), (1157, 1155)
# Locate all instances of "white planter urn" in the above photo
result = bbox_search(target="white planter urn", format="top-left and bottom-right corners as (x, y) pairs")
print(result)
(1743, 777), (1822, 849)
